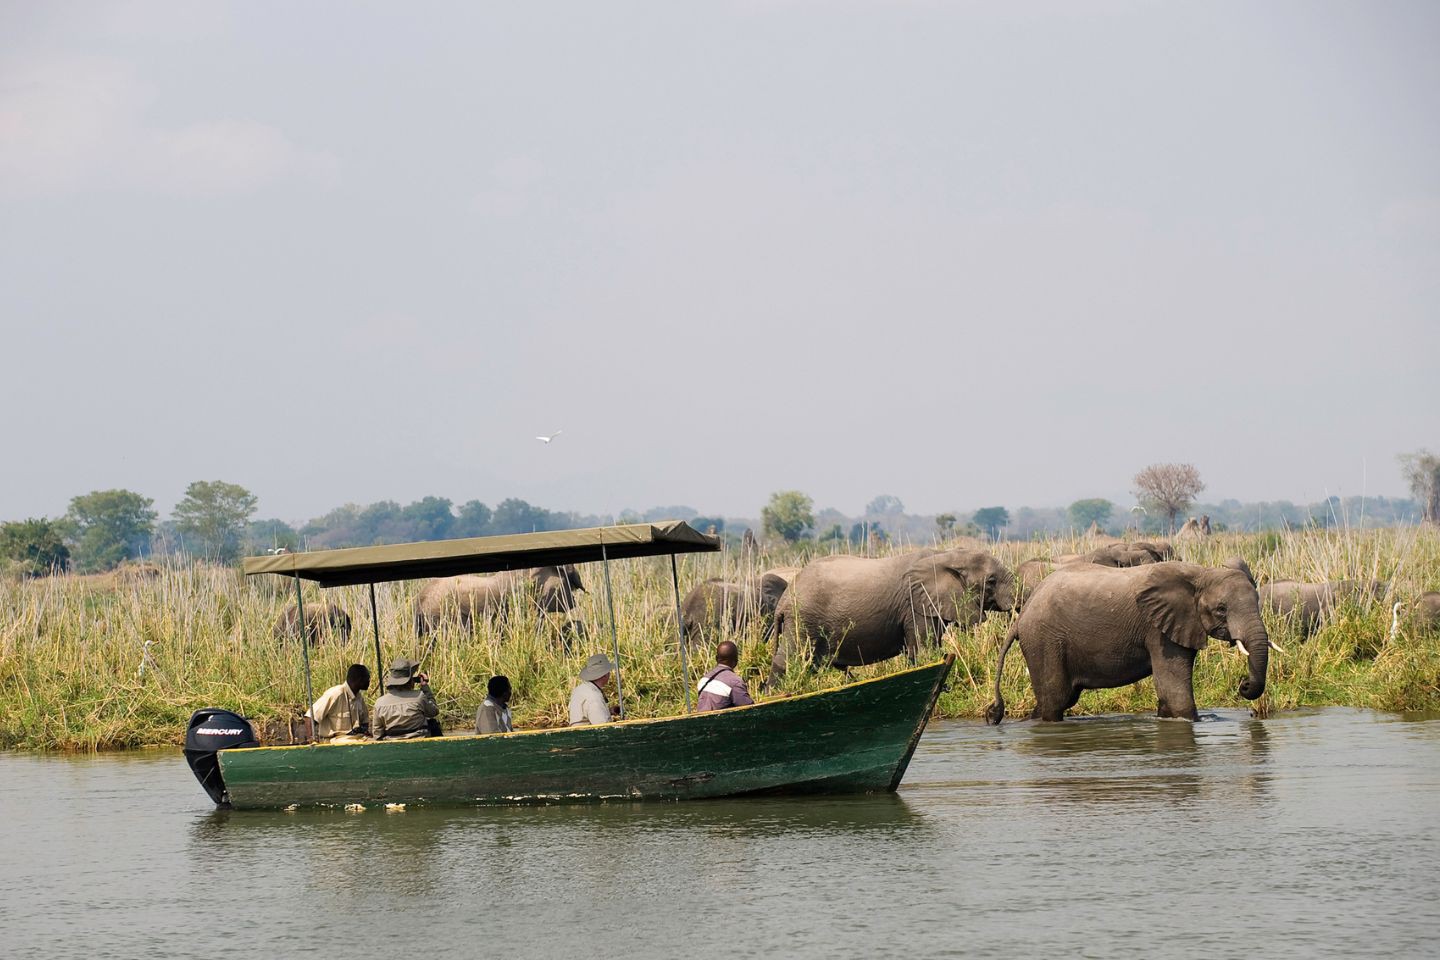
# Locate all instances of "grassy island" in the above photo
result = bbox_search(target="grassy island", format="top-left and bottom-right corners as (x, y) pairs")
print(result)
(1, 528), (1436, 751)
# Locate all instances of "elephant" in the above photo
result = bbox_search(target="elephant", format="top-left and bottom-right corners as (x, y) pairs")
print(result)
(1259, 579), (1388, 637)
(1409, 592), (1440, 633)
(1057, 541), (1173, 568)
(1014, 559), (1056, 609)
(679, 566), (798, 647)
(274, 602), (352, 644)
(414, 565), (585, 635)
(1174, 516), (1211, 540)
(986, 560), (1270, 723)
(771, 548), (1014, 677)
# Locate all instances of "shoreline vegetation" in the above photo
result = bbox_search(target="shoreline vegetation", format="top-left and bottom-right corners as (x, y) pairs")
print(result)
(2, 527), (1437, 752)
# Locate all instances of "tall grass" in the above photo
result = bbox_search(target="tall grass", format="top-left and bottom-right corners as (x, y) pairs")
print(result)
(1, 527), (1436, 751)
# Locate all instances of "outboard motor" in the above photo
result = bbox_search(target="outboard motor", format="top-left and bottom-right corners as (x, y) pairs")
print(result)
(184, 708), (259, 805)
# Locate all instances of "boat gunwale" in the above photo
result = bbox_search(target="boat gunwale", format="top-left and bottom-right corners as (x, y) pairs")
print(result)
(220, 657), (953, 755)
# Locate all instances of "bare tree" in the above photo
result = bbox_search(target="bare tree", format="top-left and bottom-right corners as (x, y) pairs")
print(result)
(1133, 463), (1205, 534)
(1398, 450), (1440, 524)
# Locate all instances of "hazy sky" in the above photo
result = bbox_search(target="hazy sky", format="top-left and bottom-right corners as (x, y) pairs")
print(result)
(2, 1), (1436, 523)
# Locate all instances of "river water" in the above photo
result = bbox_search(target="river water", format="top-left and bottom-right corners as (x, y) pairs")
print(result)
(1, 708), (1436, 959)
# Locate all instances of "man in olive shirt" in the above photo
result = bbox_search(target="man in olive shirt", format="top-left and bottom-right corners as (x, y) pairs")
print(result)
(373, 658), (441, 739)
(306, 663), (371, 740)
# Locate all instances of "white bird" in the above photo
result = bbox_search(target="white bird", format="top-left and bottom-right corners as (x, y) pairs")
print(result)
(137, 640), (156, 678)
(535, 430), (563, 444)
(1390, 601), (1404, 642)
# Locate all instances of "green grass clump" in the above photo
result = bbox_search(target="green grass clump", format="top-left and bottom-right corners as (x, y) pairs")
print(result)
(1, 527), (1437, 751)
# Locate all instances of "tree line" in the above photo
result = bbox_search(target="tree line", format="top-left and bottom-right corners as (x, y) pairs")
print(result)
(3, 452), (1436, 577)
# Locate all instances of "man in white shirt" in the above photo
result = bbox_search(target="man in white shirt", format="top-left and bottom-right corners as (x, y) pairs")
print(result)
(569, 654), (617, 726)
(306, 664), (370, 740)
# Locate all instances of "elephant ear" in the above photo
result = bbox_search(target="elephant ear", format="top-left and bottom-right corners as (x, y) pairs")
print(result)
(758, 573), (790, 609)
(1136, 574), (1208, 650)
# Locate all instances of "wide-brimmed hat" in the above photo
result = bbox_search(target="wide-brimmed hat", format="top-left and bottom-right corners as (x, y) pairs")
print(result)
(578, 653), (617, 682)
(386, 657), (420, 687)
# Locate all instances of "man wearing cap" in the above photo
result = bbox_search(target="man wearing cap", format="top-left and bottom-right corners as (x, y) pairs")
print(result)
(569, 654), (618, 726)
(372, 657), (441, 739)
(696, 641), (754, 712)
(305, 663), (371, 740)
(475, 675), (513, 734)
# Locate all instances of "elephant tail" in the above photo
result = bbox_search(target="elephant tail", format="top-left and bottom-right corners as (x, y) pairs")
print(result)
(985, 622), (1019, 725)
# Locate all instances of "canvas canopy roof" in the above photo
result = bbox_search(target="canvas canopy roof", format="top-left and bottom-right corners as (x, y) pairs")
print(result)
(241, 520), (720, 588)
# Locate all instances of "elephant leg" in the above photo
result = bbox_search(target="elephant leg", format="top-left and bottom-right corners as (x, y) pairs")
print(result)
(1151, 644), (1199, 720)
(1019, 638), (1071, 721)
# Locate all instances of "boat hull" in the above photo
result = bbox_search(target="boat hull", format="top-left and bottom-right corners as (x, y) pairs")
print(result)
(215, 658), (952, 809)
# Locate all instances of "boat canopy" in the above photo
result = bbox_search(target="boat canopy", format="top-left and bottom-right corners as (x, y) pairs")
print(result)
(241, 520), (721, 588)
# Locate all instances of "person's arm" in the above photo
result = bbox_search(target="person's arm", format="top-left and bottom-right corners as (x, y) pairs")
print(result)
(730, 674), (755, 707)
(476, 704), (497, 735)
(419, 686), (440, 718)
(372, 705), (387, 740)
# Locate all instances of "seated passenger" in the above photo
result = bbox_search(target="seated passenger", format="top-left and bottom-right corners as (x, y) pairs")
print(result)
(306, 663), (371, 740)
(696, 641), (754, 712)
(569, 654), (618, 726)
(372, 657), (441, 740)
(475, 675), (513, 734)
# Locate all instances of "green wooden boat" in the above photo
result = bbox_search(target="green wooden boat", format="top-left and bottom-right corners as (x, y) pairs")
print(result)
(185, 522), (952, 809)
(207, 657), (951, 809)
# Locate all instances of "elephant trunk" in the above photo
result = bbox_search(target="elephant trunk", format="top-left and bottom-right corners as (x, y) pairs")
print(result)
(1235, 612), (1269, 701)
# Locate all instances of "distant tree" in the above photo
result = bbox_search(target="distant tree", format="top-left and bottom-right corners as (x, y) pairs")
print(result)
(357, 500), (404, 543)
(971, 506), (1010, 540)
(690, 515), (725, 536)
(1133, 463), (1205, 534)
(491, 498), (553, 534)
(762, 490), (814, 543)
(818, 523), (845, 542)
(453, 500), (493, 538)
(1399, 450), (1440, 523)
(402, 496), (455, 540)
(865, 494), (905, 516)
(1068, 498), (1114, 532)
(0, 518), (70, 576)
(935, 513), (957, 535)
(65, 489), (157, 572)
(245, 519), (298, 554)
(172, 481), (259, 562)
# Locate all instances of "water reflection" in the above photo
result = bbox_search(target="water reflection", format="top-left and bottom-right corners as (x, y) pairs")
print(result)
(913, 712), (1275, 809)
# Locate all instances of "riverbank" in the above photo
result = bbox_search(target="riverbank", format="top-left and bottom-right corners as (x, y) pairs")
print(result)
(1, 527), (1436, 751)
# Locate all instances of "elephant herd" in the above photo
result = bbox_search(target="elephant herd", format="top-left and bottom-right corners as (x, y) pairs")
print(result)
(267, 544), (1440, 724)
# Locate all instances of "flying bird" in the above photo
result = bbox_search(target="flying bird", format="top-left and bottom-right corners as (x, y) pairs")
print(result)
(536, 430), (564, 444)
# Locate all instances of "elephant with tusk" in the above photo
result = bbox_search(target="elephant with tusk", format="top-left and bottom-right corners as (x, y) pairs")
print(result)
(986, 560), (1270, 723)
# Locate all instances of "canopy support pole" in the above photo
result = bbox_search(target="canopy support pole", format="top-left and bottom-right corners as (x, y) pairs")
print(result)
(670, 554), (692, 713)
(294, 574), (315, 742)
(600, 539), (625, 719)
(369, 582), (383, 703)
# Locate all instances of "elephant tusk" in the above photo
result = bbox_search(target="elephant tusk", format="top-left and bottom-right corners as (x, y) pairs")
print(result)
(1235, 639), (1250, 657)
(1268, 639), (1285, 654)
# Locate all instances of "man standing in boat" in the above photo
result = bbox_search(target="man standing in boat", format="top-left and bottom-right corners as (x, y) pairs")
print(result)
(696, 641), (754, 712)
(373, 658), (442, 739)
(569, 654), (618, 725)
(306, 663), (371, 740)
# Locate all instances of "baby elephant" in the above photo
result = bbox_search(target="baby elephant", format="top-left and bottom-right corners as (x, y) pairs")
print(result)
(987, 561), (1269, 723)
(274, 602), (352, 645)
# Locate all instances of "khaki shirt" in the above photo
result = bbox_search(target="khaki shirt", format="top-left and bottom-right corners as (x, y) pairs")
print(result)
(475, 697), (513, 734)
(307, 682), (367, 739)
(568, 681), (611, 726)
(373, 686), (439, 740)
